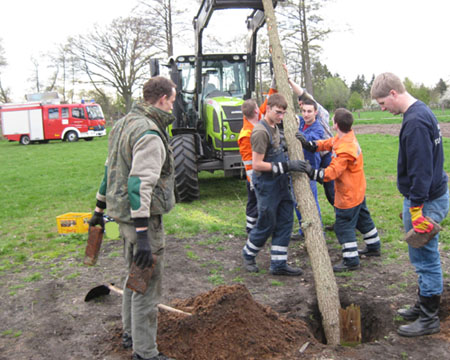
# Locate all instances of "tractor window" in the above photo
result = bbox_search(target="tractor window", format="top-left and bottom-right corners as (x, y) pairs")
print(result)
(48, 108), (59, 120)
(177, 57), (247, 100)
(179, 62), (196, 92)
(72, 108), (85, 119)
(202, 59), (246, 99)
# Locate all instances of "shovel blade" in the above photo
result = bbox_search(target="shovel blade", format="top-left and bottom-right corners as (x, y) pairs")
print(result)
(84, 285), (111, 302)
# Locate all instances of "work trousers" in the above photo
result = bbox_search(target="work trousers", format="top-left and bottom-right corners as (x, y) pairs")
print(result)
(243, 172), (294, 269)
(245, 180), (258, 234)
(320, 152), (335, 206)
(334, 198), (380, 266)
(119, 215), (164, 359)
(402, 188), (449, 297)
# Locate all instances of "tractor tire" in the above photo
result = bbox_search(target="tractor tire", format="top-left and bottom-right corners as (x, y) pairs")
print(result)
(170, 134), (200, 202)
(20, 135), (31, 145)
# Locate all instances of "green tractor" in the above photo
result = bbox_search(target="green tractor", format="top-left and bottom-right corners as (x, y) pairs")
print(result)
(152, 0), (280, 202)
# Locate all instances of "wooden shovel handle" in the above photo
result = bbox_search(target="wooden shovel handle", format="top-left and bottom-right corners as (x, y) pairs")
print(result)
(106, 283), (191, 316)
(157, 303), (191, 316)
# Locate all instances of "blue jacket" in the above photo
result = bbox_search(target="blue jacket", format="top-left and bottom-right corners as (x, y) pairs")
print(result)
(298, 116), (323, 169)
(397, 101), (448, 206)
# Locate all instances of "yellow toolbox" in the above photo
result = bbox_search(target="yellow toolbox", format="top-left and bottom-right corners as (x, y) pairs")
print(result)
(56, 212), (91, 234)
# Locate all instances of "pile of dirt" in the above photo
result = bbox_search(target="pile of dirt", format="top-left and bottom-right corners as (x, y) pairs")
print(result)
(156, 284), (319, 360)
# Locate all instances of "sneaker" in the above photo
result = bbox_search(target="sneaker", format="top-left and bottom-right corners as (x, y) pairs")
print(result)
(270, 264), (303, 276)
(132, 352), (175, 360)
(358, 247), (381, 257)
(333, 261), (360, 273)
(122, 332), (132, 349)
(242, 255), (259, 273)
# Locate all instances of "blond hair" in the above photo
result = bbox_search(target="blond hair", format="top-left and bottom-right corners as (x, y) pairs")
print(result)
(371, 72), (405, 99)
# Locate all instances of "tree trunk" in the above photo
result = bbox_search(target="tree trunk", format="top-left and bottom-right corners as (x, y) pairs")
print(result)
(262, 0), (341, 345)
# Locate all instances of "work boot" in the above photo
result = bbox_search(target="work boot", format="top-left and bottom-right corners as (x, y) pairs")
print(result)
(333, 261), (360, 273)
(397, 295), (441, 337)
(398, 290), (421, 321)
(122, 332), (132, 349)
(270, 264), (303, 276)
(358, 247), (381, 257)
(398, 301), (421, 321)
(291, 232), (304, 241)
(242, 254), (259, 273)
(132, 352), (175, 360)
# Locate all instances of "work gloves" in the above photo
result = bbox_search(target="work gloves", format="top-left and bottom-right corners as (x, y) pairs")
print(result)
(296, 132), (318, 153)
(409, 205), (434, 233)
(134, 230), (154, 269)
(89, 211), (105, 230)
(296, 160), (325, 184)
(272, 160), (304, 175)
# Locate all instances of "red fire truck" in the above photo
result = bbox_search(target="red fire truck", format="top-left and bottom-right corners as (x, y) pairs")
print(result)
(0, 101), (107, 145)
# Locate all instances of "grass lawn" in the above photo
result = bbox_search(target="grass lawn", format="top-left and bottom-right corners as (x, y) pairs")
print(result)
(349, 108), (450, 125)
(0, 116), (449, 278)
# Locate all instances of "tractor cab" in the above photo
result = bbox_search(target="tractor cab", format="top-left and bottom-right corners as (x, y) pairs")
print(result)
(200, 57), (247, 100)
(152, 0), (281, 202)
(171, 54), (247, 158)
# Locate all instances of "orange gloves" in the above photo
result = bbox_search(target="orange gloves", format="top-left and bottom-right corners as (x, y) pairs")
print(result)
(409, 205), (434, 233)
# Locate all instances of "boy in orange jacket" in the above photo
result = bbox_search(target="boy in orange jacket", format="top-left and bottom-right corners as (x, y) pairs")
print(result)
(296, 108), (381, 272)
(238, 99), (260, 234)
(238, 88), (276, 235)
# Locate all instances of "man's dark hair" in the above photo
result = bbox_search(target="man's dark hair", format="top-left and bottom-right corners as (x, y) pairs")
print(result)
(267, 93), (288, 109)
(333, 108), (353, 133)
(301, 98), (317, 111)
(143, 76), (176, 104)
(242, 99), (258, 118)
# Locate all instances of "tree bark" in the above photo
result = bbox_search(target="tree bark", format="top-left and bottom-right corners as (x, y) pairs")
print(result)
(262, 0), (341, 345)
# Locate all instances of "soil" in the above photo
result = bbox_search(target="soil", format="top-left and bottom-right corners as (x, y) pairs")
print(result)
(1, 124), (450, 360)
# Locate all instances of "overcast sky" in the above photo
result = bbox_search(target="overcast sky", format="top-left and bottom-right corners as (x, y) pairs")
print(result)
(1, 0), (448, 102)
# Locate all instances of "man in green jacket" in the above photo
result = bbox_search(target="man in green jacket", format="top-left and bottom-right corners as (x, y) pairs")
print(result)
(89, 76), (176, 360)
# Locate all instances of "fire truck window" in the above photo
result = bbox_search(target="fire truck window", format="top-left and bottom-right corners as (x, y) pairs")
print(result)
(62, 108), (69, 118)
(48, 108), (59, 119)
(72, 108), (85, 119)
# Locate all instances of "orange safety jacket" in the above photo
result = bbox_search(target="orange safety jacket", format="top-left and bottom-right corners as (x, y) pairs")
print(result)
(238, 88), (276, 182)
(238, 117), (255, 182)
(316, 130), (366, 209)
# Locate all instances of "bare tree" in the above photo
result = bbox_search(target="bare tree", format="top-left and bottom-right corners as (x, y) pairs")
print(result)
(137, 0), (194, 58)
(27, 54), (60, 95)
(70, 16), (162, 111)
(278, 0), (331, 95)
(29, 56), (41, 94)
(47, 42), (78, 103)
(0, 38), (11, 103)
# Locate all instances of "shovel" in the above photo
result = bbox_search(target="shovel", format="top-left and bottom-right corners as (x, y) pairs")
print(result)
(84, 283), (191, 316)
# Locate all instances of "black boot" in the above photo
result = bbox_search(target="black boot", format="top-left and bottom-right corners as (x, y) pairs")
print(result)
(397, 295), (440, 337)
(122, 332), (132, 349)
(398, 290), (420, 321)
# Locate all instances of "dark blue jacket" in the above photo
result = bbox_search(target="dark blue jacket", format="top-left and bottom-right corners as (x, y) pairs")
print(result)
(298, 116), (323, 169)
(397, 101), (448, 206)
